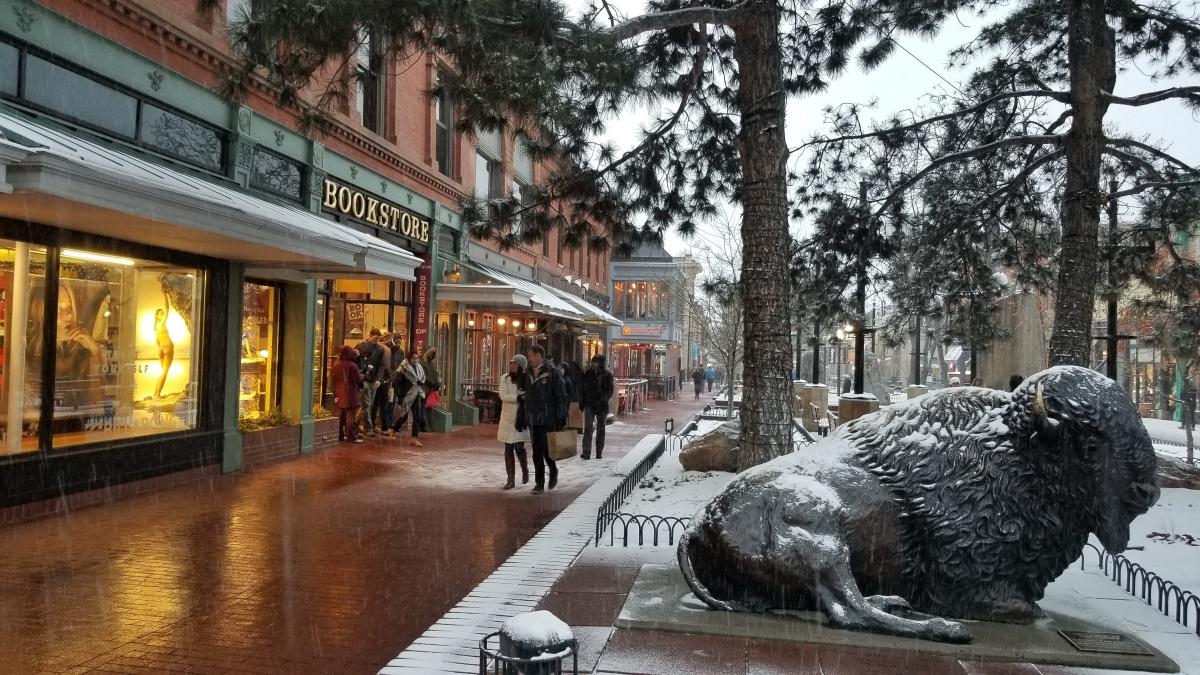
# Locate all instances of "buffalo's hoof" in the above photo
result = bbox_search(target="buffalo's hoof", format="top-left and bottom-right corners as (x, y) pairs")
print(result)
(928, 617), (972, 643)
(866, 595), (912, 614)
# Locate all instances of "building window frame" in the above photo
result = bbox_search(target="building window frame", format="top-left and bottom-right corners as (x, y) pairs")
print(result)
(356, 29), (385, 134)
(434, 71), (456, 177)
(0, 35), (227, 175)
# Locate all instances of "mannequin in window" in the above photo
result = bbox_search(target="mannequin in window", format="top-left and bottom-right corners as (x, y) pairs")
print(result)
(153, 292), (174, 399)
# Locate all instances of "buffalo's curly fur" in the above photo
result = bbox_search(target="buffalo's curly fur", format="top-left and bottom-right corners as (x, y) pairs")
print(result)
(679, 366), (1159, 635)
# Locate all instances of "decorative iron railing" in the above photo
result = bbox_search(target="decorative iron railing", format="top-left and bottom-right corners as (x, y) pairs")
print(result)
(596, 513), (692, 547)
(593, 415), (698, 546)
(1080, 542), (1200, 638)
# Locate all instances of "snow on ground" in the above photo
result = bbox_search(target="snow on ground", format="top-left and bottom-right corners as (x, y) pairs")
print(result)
(1143, 417), (1196, 446)
(1106, 487), (1200, 592)
(621, 452), (735, 521)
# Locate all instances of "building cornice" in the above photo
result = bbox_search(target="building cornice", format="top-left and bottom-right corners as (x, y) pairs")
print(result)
(72, 0), (470, 208)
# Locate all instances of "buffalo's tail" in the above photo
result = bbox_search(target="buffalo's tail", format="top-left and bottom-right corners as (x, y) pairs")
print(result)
(677, 525), (739, 611)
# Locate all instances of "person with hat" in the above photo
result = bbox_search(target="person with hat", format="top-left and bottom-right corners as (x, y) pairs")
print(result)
(580, 354), (615, 460)
(498, 354), (531, 489)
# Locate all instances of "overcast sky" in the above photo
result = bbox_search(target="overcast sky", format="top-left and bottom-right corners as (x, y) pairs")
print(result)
(562, 0), (1199, 260)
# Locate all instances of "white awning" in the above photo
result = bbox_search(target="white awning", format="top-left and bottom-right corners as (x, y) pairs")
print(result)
(944, 345), (964, 362)
(472, 264), (584, 320)
(0, 109), (422, 280)
(541, 283), (623, 327)
(434, 281), (532, 307)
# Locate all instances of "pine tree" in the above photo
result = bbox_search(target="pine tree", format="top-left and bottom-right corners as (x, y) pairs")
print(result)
(799, 0), (1200, 367)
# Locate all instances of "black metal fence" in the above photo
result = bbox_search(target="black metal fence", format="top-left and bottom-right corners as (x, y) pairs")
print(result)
(594, 416), (699, 546)
(1080, 542), (1200, 638)
(595, 513), (693, 547)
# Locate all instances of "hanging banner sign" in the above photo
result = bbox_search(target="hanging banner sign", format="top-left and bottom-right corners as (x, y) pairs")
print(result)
(322, 178), (431, 244)
(413, 260), (432, 352)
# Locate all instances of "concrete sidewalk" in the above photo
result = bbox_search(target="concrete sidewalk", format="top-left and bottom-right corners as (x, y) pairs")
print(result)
(0, 396), (705, 675)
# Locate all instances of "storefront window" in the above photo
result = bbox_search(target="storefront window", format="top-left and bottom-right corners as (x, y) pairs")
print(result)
(49, 249), (203, 448)
(239, 282), (280, 420)
(1, 241), (45, 454)
(0, 41), (17, 96)
(313, 293), (327, 409)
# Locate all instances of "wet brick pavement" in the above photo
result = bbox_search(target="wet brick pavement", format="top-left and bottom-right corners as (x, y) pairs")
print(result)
(0, 396), (706, 675)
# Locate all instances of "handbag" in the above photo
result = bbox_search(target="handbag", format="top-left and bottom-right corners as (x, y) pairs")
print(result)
(425, 389), (441, 408)
(547, 429), (578, 461)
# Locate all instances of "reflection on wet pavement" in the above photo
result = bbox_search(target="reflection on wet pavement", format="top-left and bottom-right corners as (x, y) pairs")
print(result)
(0, 396), (705, 674)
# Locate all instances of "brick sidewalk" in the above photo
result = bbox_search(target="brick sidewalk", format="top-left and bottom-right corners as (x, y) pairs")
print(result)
(0, 396), (706, 675)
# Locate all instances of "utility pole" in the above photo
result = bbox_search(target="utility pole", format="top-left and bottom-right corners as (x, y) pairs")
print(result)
(853, 181), (868, 395)
(811, 317), (821, 384)
(910, 313), (922, 387)
(1106, 179), (1120, 380)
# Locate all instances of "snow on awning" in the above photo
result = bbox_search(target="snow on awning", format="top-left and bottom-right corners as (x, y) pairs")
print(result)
(0, 108), (421, 280)
(471, 264), (584, 320)
(541, 283), (623, 327)
(944, 345), (964, 362)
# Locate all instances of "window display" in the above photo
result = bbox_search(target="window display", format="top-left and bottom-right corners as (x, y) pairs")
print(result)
(239, 282), (280, 419)
(2, 243), (206, 451)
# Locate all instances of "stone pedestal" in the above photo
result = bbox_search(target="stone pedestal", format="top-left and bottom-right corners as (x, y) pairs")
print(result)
(905, 385), (929, 400)
(838, 395), (879, 423)
(804, 384), (828, 432)
(792, 380), (809, 418)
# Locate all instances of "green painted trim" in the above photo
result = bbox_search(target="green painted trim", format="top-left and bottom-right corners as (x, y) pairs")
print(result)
(451, 398), (479, 426)
(300, 280), (317, 453)
(1, 6), (231, 128)
(426, 407), (453, 433)
(222, 263), (246, 473)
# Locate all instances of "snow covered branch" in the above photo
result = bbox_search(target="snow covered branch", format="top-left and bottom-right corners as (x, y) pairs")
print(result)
(1106, 138), (1200, 174)
(605, 3), (746, 41)
(1104, 86), (1200, 107)
(1111, 179), (1200, 199)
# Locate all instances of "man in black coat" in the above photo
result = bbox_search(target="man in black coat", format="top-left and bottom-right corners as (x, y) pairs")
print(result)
(355, 328), (387, 436)
(580, 355), (615, 460)
(524, 345), (568, 494)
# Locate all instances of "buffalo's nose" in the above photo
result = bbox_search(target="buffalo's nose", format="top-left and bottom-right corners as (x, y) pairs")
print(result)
(1131, 482), (1160, 509)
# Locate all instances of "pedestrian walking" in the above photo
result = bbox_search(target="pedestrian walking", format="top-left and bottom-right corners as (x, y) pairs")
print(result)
(355, 328), (386, 436)
(371, 330), (395, 434)
(498, 354), (531, 489)
(331, 345), (364, 444)
(423, 347), (443, 429)
(391, 349), (427, 447)
(691, 365), (704, 399)
(580, 354), (615, 460)
(1009, 374), (1024, 391)
(525, 345), (567, 494)
(705, 364), (716, 392)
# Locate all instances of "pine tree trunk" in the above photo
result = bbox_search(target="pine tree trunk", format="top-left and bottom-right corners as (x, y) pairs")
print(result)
(1048, 0), (1114, 366)
(732, 3), (793, 471)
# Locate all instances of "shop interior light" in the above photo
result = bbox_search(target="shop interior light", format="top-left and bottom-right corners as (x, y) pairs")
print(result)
(61, 249), (135, 266)
(258, 349), (270, 359)
(497, 317), (507, 326)
(467, 319), (475, 327)
(512, 320), (522, 329)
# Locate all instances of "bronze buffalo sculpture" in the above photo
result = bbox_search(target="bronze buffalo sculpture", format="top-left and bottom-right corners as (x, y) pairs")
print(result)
(677, 366), (1159, 642)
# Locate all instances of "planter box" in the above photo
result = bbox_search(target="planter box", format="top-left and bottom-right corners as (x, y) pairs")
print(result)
(242, 423), (301, 470)
(313, 417), (339, 451)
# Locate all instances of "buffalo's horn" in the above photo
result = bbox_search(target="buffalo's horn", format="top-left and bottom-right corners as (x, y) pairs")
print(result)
(1032, 381), (1061, 440)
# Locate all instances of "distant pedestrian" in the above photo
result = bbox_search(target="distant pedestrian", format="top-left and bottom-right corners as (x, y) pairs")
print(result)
(691, 365), (705, 399)
(331, 345), (364, 444)
(423, 347), (443, 428)
(971, 377), (984, 387)
(1009, 374), (1024, 392)
(498, 355), (530, 489)
(949, 376), (961, 387)
(580, 355), (615, 460)
(705, 364), (716, 392)
(525, 345), (567, 494)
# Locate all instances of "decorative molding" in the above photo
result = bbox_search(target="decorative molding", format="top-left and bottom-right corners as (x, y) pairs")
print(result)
(273, 129), (285, 147)
(237, 107), (252, 134)
(349, 165), (358, 179)
(380, 181), (387, 194)
(234, 142), (253, 170)
(311, 142), (324, 169)
(146, 69), (164, 91)
(13, 2), (37, 33)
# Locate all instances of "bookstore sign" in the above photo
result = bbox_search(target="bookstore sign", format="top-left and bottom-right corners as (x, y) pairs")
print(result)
(322, 178), (431, 246)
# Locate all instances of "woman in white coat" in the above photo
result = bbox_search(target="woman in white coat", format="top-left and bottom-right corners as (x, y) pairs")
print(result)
(498, 354), (531, 489)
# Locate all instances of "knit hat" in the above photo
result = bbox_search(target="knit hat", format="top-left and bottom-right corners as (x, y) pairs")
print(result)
(511, 354), (528, 369)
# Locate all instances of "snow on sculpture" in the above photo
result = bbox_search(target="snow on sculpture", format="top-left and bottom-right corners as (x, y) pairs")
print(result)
(677, 366), (1160, 643)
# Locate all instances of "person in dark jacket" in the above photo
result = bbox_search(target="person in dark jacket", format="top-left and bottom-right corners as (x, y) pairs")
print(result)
(355, 328), (386, 436)
(331, 345), (364, 444)
(580, 354), (615, 460)
(691, 365), (705, 399)
(524, 345), (567, 494)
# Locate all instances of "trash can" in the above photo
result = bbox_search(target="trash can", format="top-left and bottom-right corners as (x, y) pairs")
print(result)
(479, 610), (577, 674)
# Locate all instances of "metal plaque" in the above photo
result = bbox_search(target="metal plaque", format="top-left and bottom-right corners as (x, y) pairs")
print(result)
(1058, 630), (1154, 656)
